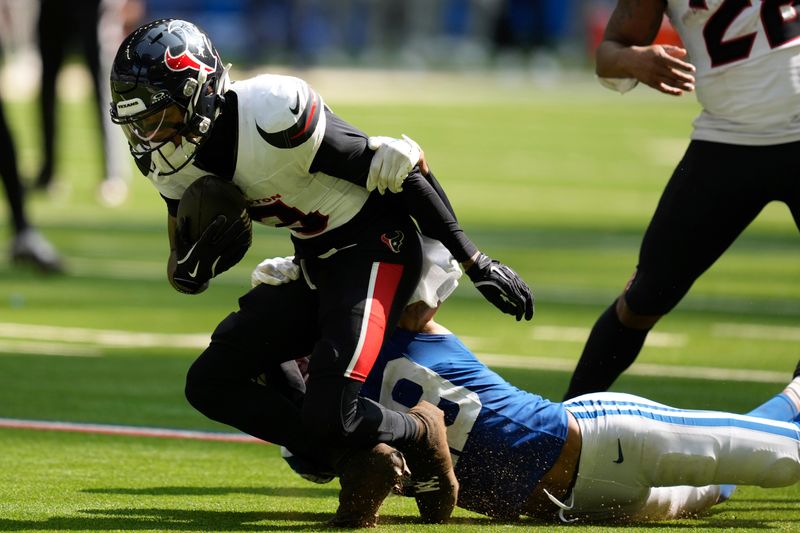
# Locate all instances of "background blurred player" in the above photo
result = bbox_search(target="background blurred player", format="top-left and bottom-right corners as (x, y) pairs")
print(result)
(563, 0), (800, 399)
(34, 0), (143, 205)
(109, 18), (533, 524)
(0, 53), (62, 271)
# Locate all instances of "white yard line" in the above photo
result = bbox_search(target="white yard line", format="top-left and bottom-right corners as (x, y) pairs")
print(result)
(478, 353), (787, 383)
(0, 323), (789, 383)
(713, 323), (800, 342)
(0, 323), (209, 349)
(0, 417), (262, 443)
(0, 339), (101, 357)
(531, 325), (687, 347)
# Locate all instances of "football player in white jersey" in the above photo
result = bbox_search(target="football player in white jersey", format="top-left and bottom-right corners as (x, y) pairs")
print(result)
(563, 0), (800, 399)
(108, 19), (534, 525)
(270, 240), (800, 524)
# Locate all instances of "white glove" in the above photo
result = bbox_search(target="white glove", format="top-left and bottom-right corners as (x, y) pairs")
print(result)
(251, 255), (300, 287)
(366, 134), (422, 194)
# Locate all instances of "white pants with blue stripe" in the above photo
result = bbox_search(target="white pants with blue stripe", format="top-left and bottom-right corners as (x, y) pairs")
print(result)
(562, 393), (800, 521)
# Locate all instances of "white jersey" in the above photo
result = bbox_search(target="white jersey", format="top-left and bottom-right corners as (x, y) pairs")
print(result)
(147, 74), (369, 238)
(666, 0), (800, 144)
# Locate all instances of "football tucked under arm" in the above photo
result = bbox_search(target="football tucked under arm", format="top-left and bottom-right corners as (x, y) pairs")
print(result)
(169, 175), (253, 294)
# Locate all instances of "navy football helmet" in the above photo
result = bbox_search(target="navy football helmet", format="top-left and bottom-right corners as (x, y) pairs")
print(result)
(109, 19), (229, 176)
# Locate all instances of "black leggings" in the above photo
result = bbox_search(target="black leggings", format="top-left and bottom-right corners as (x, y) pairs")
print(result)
(625, 139), (800, 315)
(37, 0), (104, 184)
(0, 95), (28, 233)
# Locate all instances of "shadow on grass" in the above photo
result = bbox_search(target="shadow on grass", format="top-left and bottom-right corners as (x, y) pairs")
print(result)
(82, 486), (338, 498)
(0, 508), (796, 531)
(0, 508), (501, 531)
(0, 508), (330, 532)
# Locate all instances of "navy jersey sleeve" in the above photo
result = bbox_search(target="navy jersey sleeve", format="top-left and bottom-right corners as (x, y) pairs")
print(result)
(310, 109), (477, 262)
(308, 108), (372, 186)
(399, 169), (478, 263)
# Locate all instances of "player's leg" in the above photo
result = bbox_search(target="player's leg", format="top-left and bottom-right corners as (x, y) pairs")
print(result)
(635, 485), (724, 520)
(707, 360), (800, 502)
(0, 93), (63, 271)
(748, 360), (800, 421)
(35, 0), (69, 190)
(300, 240), (422, 445)
(0, 96), (27, 234)
(300, 227), (458, 523)
(563, 392), (800, 521)
(300, 242), (427, 527)
(184, 280), (325, 461)
(564, 141), (768, 399)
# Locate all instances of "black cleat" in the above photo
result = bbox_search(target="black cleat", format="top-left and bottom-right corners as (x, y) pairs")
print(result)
(793, 360), (800, 380)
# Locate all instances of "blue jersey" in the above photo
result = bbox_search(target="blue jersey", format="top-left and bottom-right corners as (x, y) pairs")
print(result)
(361, 329), (569, 518)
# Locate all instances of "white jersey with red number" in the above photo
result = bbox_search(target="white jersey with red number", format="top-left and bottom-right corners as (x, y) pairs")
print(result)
(666, 0), (800, 144)
(147, 74), (369, 239)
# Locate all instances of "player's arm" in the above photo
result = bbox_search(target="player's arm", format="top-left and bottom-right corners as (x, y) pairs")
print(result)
(398, 170), (534, 321)
(311, 112), (532, 321)
(597, 0), (695, 96)
(309, 108), (426, 192)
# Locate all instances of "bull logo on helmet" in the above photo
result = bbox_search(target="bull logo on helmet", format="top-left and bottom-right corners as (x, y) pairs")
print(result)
(163, 20), (217, 74)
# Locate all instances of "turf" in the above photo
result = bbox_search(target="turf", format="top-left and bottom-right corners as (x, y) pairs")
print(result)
(0, 69), (798, 531)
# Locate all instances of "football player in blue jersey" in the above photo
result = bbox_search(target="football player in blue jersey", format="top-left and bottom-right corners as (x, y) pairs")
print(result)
(109, 19), (534, 526)
(268, 239), (800, 524)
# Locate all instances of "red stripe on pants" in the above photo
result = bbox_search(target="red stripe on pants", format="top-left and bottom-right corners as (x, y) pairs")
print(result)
(346, 262), (404, 381)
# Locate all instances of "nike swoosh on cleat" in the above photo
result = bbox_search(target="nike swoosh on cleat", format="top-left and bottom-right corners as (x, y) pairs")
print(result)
(188, 262), (200, 279)
(289, 91), (300, 114)
(613, 438), (624, 464)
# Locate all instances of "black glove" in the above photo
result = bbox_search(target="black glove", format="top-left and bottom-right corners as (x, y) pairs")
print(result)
(466, 253), (534, 321)
(172, 214), (252, 294)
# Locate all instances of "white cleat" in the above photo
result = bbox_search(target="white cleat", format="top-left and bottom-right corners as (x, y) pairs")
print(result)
(10, 228), (64, 273)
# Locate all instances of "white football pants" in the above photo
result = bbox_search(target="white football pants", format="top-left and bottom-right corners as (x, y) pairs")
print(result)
(560, 392), (800, 521)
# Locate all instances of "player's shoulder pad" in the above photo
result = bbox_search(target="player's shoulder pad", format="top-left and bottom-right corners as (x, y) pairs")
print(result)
(232, 74), (324, 150)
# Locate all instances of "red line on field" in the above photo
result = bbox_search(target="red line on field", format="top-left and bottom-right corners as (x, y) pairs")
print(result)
(0, 417), (266, 444)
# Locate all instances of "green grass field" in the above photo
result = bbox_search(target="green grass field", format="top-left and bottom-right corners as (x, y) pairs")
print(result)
(0, 69), (798, 531)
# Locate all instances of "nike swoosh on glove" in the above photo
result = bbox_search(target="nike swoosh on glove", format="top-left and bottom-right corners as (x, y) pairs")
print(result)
(466, 253), (534, 321)
(173, 214), (252, 294)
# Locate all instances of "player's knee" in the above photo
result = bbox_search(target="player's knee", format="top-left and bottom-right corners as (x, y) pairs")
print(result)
(302, 339), (360, 442)
(620, 269), (689, 327)
(184, 340), (235, 417)
(184, 353), (215, 415)
(616, 296), (663, 330)
(756, 456), (800, 487)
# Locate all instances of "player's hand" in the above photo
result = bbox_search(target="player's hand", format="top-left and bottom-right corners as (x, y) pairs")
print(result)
(251, 255), (300, 287)
(466, 253), (534, 321)
(366, 134), (427, 194)
(628, 44), (695, 96)
(172, 214), (250, 294)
